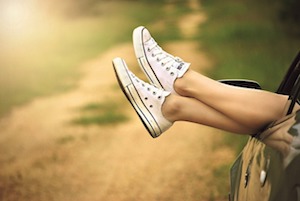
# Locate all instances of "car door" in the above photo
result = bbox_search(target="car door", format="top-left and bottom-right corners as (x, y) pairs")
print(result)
(229, 51), (300, 201)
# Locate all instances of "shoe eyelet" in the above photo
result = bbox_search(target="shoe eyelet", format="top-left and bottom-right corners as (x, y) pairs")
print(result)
(166, 67), (170, 71)
(151, 53), (155, 57)
(145, 97), (148, 100)
(158, 96), (162, 100)
(156, 58), (160, 62)
(142, 83), (145, 87)
(149, 105), (153, 108)
(147, 87), (150, 91)
(170, 72), (175, 76)
(147, 47), (151, 52)
(153, 91), (156, 95)
(161, 62), (165, 66)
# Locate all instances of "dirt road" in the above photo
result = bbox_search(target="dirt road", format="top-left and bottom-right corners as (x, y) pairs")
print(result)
(0, 1), (235, 201)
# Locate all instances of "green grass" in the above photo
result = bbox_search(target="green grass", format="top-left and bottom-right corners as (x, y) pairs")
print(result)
(56, 135), (75, 145)
(212, 163), (232, 198)
(71, 101), (129, 126)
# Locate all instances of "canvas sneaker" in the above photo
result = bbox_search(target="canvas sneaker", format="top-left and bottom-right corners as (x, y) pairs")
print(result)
(112, 57), (173, 138)
(133, 26), (190, 93)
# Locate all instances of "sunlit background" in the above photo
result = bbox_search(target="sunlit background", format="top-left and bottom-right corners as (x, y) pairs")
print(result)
(0, 0), (299, 200)
(0, 0), (39, 37)
(0, 0), (61, 110)
(0, 0), (134, 115)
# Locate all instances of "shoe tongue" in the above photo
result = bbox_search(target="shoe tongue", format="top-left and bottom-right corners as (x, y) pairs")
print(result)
(171, 59), (189, 69)
(172, 60), (185, 70)
(176, 62), (191, 78)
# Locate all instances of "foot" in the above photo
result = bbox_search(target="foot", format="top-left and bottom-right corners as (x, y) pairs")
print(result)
(112, 57), (173, 138)
(133, 26), (190, 93)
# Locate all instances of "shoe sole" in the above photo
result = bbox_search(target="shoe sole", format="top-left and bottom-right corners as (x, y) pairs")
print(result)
(133, 26), (164, 90)
(112, 57), (161, 138)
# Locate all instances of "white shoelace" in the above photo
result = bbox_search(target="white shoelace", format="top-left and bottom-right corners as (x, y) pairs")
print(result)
(130, 72), (163, 101)
(147, 39), (184, 71)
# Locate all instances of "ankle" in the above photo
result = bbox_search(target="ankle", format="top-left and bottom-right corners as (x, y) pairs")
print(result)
(174, 76), (191, 96)
(162, 95), (181, 122)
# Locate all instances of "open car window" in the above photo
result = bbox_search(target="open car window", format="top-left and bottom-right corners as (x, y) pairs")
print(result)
(277, 51), (300, 115)
(229, 50), (300, 201)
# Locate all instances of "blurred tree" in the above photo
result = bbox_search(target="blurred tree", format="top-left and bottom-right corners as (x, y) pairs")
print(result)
(278, 0), (300, 36)
(43, 0), (172, 18)
(279, 0), (300, 23)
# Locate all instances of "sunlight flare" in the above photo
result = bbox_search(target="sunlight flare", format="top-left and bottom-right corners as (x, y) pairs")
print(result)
(0, 0), (40, 38)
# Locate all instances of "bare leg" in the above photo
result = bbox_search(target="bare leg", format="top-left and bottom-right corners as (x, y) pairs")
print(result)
(162, 94), (255, 134)
(170, 70), (287, 133)
(132, 26), (290, 138)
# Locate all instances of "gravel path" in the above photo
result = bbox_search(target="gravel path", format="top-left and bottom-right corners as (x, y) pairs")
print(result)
(0, 1), (235, 200)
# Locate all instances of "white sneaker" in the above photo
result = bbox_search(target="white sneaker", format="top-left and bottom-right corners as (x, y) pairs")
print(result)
(112, 57), (173, 138)
(133, 26), (190, 93)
